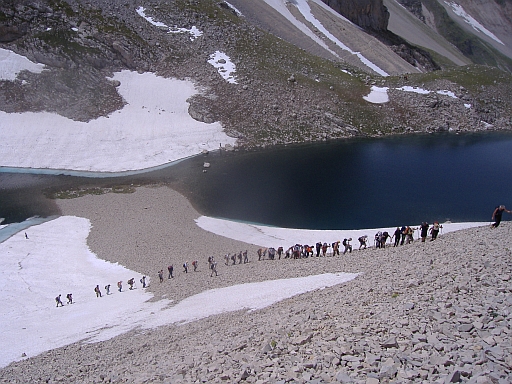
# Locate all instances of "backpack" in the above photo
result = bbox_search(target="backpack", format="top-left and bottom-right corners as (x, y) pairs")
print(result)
(342, 239), (347, 246)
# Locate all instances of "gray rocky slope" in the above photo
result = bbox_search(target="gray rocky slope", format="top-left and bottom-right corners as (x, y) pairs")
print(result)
(0, 0), (512, 149)
(1, 222), (511, 383)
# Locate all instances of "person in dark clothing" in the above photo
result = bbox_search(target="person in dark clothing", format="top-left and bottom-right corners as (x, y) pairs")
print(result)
(420, 222), (429, 242)
(492, 205), (511, 228)
(66, 293), (73, 304)
(55, 294), (64, 307)
(315, 242), (322, 257)
(400, 226), (406, 245)
(168, 265), (174, 279)
(380, 232), (390, 248)
(393, 227), (401, 247)
(358, 235), (367, 249)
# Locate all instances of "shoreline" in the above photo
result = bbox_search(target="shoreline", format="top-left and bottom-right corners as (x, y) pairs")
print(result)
(1, 184), (510, 382)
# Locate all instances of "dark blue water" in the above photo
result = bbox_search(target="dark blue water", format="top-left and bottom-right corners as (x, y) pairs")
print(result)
(1, 132), (512, 229)
(175, 132), (512, 229)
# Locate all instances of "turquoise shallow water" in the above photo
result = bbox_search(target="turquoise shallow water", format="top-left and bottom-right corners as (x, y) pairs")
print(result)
(1, 132), (512, 229)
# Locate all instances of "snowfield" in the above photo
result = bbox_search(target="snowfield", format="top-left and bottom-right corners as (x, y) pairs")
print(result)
(0, 50), (236, 172)
(0, 216), (358, 368)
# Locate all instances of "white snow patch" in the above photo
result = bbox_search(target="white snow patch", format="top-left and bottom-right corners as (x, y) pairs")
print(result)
(225, 2), (244, 16)
(195, 216), (488, 250)
(0, 70), (237, 172)
(136, 6), (203, 40)
(464, 103), (472, 109)
(208, 51), (238, 84)
(436, 90), (457, 98)
(363, 86), (389, 103)
(396, 86), (430, 95)
(0, 216), (357, 367)
(0, 48), (45, 81)
(445, 1), (504, 45)
(136, 6), (168, 28)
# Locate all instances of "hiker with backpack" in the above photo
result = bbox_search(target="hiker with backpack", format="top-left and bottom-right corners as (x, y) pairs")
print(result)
(374, 232), (382, 248)
(332, 241), (340, 256)
(342, 238), (352, 254)
(430, 221), (442, 240)
(94, 285), (102, 298)
(358, 235), (368, 249)
(210, 260), (218, 277)
(55, 294), (64, 307)
(380, 232), (391, 248)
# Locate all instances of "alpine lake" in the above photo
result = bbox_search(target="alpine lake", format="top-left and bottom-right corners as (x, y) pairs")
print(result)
(1, 131), (512, 230)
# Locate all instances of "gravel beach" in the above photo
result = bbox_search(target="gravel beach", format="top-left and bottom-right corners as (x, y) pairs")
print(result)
(1, 186), (511, 383)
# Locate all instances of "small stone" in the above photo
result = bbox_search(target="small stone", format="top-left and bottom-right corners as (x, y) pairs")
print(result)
(381, 336), (399, 348)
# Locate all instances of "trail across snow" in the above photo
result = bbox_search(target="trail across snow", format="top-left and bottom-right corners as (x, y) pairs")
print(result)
(0, 217), (358, 368)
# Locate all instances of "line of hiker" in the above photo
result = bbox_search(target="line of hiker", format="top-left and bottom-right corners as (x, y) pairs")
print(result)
(56, 276), (148, 307)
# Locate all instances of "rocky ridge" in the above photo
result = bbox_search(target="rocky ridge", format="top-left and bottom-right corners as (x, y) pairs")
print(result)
(0, 0), (511, 149)
(1, 221), (511, 383)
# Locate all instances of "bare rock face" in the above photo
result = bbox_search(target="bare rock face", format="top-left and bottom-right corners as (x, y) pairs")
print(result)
(321, 0), (390, 31)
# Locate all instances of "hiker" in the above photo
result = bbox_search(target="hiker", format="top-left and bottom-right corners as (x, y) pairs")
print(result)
(168, 265), (174, 279)
(231, 253), (237, 265)
(158, 269), (164, 281)
(192, 260), (198, 271)
(117, 281), (122, 292)
(315, 242), (322, 257)
(332, 241), (340, 256)
(268, 247), (276, 260)
(492, 205), (511, 228)
(380, 232), (391, 248)
(430, 221), (442, 240)
(375, 232), (382, 248)
(55, 294), (64, 307)
(257, 248), (263, 261)
(243, 250), (249, 263)
(293, 245), (301, 259)
(342, 238), (352, 254)
(400, 226), (407, 245)
(358, 235), (368, 249)
(66, 293), (73, 304)
(224, 253), (230, 265)
(238, 251), (243, 264)
(105, 284), (111, 295)
(420, 222), (429, 242)
(140, 276), (147, 288)
(94, 285), (102, 298)
(405, 226), (415, 244)
(321, 242), (329, 256)
(25, 232), (28, 239)
(393, 227), (401, 247)
(183, 262), (188, 273)
(128, 278), (135, 290)
(210, 260), (218, 277)
(277, 247), (284, 259)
